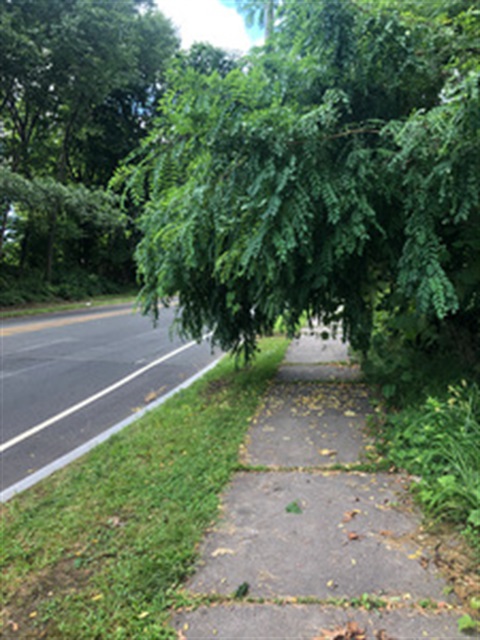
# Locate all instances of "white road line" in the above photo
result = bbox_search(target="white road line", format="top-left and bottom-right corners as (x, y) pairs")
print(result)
(1, 357), (221, 502)
(0, 336), (211, 454)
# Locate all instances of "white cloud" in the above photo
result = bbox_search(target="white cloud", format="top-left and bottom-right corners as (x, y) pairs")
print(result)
(155, 0), (253, 53)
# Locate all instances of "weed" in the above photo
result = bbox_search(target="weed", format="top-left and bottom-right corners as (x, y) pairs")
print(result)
(458, 614), (480, 633)
(349, 593), (387, 610)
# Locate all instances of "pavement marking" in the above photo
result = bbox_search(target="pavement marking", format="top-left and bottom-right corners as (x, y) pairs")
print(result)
(0, 336), (211, 454)
(1, 307), (133, 337)
(1, 356), (221, 502)
(4, 337), (73, 355)
(0, 360), (53, 382)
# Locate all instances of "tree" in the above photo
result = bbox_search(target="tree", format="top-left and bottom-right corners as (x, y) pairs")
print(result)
(124, 0), (479, 364)
(235, 0), (280, 41)
(0, 165), (122, 281)
(179, 42), (239, 77)
(0, 0), (179, 293)
(0, 0), (179, 183)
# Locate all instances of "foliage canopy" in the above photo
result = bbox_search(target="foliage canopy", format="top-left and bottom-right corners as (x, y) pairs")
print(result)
(123, 0), (479, 364)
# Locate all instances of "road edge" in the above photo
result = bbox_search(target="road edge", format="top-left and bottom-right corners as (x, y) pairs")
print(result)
(1, 357), (221, 503)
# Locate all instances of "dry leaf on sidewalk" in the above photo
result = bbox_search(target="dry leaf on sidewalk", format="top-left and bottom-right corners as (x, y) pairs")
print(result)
(313, 621), (367, 640)
(375, 631), (397, 640)
(343, 509), (361, 522)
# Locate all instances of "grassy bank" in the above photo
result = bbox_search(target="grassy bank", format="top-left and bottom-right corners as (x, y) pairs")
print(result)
(0, 292), (138, 320)
(1, 337), (289, 639)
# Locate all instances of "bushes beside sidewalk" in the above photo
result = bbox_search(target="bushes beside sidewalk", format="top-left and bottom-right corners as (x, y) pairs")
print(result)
(372, 380), (480, 547)
(363, 308), (480, 547)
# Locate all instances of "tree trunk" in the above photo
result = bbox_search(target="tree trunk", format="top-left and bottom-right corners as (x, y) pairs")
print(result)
(45, 206), (58, 283)
(0, 201), (9, 262)
(265, 0), (274, 42)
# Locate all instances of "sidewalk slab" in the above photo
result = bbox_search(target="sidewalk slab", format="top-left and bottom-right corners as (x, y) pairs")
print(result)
(243, 383), (372, 467)
(277, 363), (362, 382)
(174, 604), (467, 639)
(187, 472), (452, 601)
(284, 334), (350, 365)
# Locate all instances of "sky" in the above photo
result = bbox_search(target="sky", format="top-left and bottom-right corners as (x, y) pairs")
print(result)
(155, 0), (263, 53)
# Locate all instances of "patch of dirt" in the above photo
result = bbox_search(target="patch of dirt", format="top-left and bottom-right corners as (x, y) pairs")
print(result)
(203, 377), (231, 399)
(313, 621), (373, 640)
(421, 525), (479, 612)
(375, 519), (479, 614)
(1, 557), (92, 639)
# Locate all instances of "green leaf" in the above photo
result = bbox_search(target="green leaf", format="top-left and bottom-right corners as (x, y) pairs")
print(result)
(467, 509), (480, 528)
(458, 614), (479, 632)
(285, 501), (303, 514)
(234, 582), (250, 599)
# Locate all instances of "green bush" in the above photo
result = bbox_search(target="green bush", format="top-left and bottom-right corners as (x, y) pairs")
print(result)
(362, 303), (478, 406)
(378, 383), (480, 533)
(0, 269), (124, 307)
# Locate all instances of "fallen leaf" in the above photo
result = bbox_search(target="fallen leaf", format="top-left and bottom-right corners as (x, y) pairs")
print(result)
(29, 612), (38, 619)
(211, 547), (235, 557)
(375, 631), (397, 640)
(343, 510), (361, 522)
(313, 621), (367, 639)
(347, 532), (360, 541)
(138, 612), (150, 619)
(91, 594), (104, 602)
(408, 549), (423, 560)
(8, 620), (19, 632)
(344, 410), (357, 417)
(108, 516), (125, 528)
(234, 582), (249, 598)
(286, 501), (303, 514)
(379, 530), (393, 537)
(319, 449), (337, 457)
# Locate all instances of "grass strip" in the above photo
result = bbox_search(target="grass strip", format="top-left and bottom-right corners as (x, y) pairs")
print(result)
(0, 337), (288, 639)
(170, 590), (457, 611)
(0, 292), (138, 320)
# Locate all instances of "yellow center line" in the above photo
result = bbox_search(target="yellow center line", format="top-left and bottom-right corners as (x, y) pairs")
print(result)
(1, 308), (134, 338)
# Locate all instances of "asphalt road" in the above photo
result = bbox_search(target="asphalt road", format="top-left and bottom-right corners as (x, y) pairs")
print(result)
(1, 303), (220, 494)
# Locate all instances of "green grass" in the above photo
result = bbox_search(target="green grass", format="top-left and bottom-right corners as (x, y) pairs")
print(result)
(0, 291), (138, 319)
(0, 337), (289, 639)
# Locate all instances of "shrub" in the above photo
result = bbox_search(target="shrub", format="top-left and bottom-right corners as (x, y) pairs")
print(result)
(377, 383), (480, 533)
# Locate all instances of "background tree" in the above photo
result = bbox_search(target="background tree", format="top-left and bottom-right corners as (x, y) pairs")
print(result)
(0, 0), (179, 301)
(179, 42), (239, 77)
(235, 0), (281, 41)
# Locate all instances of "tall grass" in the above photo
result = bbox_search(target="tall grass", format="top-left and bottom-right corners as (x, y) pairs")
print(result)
(377, 383), (480, 537)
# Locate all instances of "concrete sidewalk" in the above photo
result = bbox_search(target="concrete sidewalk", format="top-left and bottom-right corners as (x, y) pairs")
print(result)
(172, 329), (475, 639)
